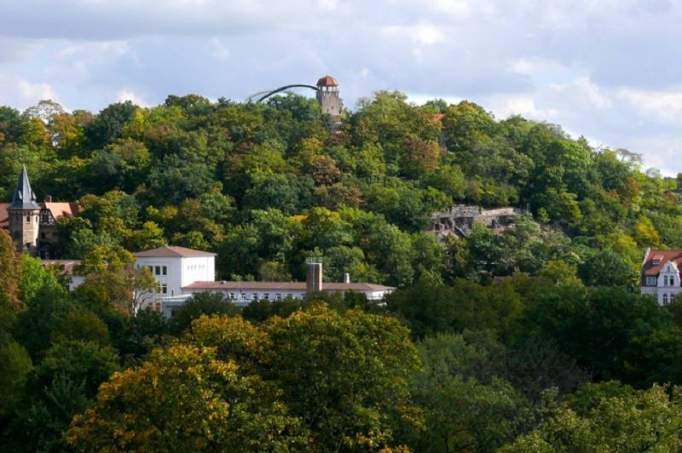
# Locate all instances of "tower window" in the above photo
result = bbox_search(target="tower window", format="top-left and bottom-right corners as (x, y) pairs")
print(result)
(26, 215), (30, 223)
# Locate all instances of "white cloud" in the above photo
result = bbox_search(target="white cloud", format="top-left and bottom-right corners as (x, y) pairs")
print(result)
(382, 23), (445, 46)
(550, 77), (613, 109)
(0, 75), (58, 109)
(56, 40), (129, 59)
(408, 93), (462, 105)
(617, 87), (682, 123)
(483, 94), (558, 120)
(116, 89), (148, 106)
(425, 0), (472, 18)
(18, 79), (56, 103)
(508, 57), (566, 76)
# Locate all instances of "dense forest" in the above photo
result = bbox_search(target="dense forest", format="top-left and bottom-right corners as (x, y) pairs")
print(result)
(2, 93), (682, 451)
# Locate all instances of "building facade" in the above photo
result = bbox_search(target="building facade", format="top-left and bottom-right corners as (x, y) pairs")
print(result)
(1, 166), (78, 257)
(640, 248), (682, 304)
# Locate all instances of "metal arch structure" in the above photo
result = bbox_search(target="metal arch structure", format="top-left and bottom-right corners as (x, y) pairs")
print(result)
(245, 91), (273, 102)
(255, 84), (319, 103)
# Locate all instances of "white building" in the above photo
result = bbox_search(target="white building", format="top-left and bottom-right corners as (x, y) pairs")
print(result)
(134, 246), (216, 298)
(183, 281), (393, 305)
(49, 245), (395, 317)
(640, 248), (682, 304)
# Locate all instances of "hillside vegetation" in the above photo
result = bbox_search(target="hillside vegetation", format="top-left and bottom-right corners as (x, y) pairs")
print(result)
(2, 93), (679, 285)
(2, 94), (682, 452)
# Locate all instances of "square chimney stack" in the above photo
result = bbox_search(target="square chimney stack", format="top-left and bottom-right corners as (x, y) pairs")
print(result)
(306, 257), (323, 293)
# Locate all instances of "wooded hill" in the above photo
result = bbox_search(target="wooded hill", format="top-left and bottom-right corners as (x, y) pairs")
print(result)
(1, 92), (678, 287)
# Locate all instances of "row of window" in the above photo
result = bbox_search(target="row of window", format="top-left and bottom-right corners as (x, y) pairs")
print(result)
(226, 292), (291, 301)
(663, 293), (676, 304)
(139, 265), (168, 276)
(646, 276), (678, 286)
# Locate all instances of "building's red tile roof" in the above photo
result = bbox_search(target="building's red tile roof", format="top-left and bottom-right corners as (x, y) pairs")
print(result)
(43, 202), (79, 220)
(134, 246), (216, 258)
(641, 249), (682, 276)
(316, 75), (338, 87)
(183, 281), (394, 292)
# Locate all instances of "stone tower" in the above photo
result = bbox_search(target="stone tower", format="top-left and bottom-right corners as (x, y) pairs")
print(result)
(9, 165), (40, 253)
(316, 75), (343, 117)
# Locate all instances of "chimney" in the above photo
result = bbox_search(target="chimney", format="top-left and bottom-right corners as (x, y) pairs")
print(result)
(306, 258), (323, 293)
(343, 272), (350, 284)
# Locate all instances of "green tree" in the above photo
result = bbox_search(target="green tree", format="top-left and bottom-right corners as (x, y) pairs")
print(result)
(264, 305), (422, 451)
(500, 384), (682, 452)
(66, 344), (309, 452)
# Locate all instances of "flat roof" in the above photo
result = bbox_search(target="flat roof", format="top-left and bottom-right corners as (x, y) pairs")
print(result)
(183, 281), (395, 292)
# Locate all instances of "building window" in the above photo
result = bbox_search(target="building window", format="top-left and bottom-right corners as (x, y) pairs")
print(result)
(155, 266), (161, 275)
(162, 266), (167, 275)
(160, 284), (167, 295)
(276, 293), (282, 300)
(264, 293), (270, 300)
(663, 293), (669, 304)
(26, 215), (30, 223)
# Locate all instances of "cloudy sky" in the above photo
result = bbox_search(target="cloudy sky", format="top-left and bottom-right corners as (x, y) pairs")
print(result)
(1, 0), (681, 174)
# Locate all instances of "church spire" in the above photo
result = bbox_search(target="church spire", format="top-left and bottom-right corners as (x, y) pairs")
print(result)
(10, 165), (40, 210)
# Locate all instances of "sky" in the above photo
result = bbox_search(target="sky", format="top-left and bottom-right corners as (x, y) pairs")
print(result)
(1, 0), (682, 174)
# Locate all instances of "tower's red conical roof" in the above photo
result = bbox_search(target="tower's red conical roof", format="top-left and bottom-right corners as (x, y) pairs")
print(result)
(316, 75), (338, 87)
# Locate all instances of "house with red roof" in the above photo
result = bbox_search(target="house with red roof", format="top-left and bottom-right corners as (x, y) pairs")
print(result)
(641, 248), (682, 304)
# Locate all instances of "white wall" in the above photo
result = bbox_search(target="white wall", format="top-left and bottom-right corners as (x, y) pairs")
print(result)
(180, 256), (215, 290)
(184, 288), (305, 306)
(136, 255), (215, 298)
(136, 256), (181, 297)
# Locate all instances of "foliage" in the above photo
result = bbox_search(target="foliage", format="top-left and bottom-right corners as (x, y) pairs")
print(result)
(66, 344), (309, 452)
(167, 292), (239, 335)
(3, 91), (682, 451)
(500, 384), (682, 452)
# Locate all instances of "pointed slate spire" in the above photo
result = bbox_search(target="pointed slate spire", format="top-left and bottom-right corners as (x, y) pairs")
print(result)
(10, 165), (40, 210)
